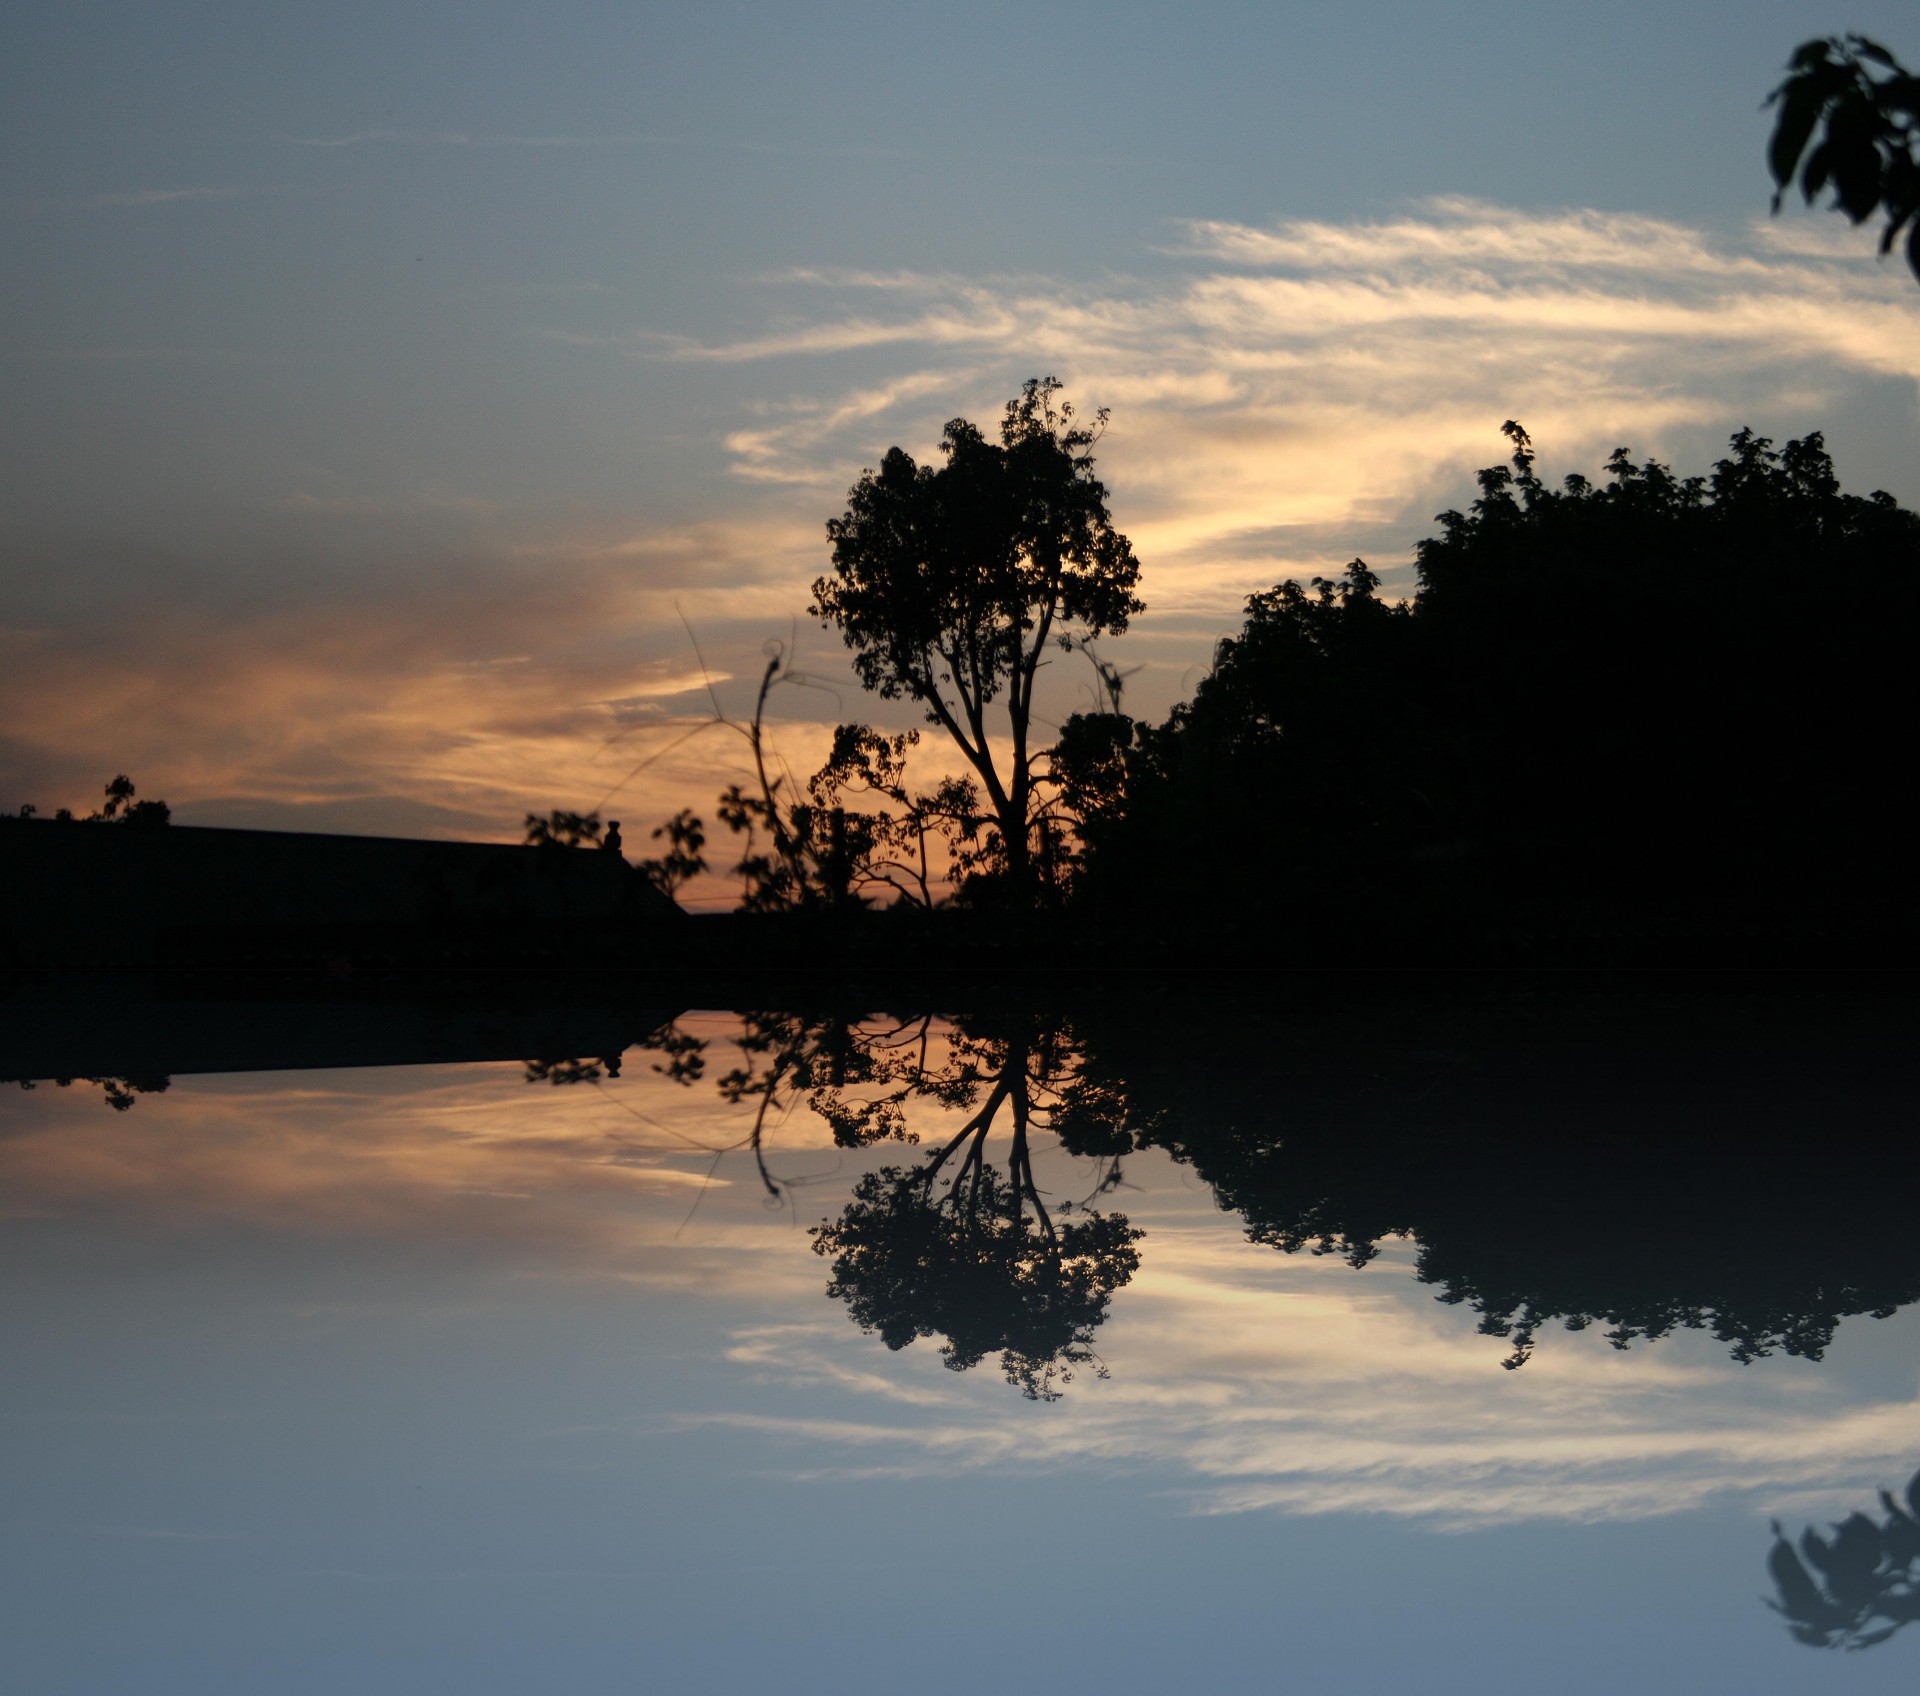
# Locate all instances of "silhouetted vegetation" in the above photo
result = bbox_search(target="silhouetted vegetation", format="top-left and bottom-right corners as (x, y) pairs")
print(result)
(814, 377), (1143, 908)
(1074, 989), (1920, 1370)
(635, 809), (707, 899)
(807, 1014), (1140, 1399)
(523, 808), (604, 847)
(582, 990), (1918, 1394)
(606, 1007), (1141, 1397)
(13, 1073), (171, 1111)
(1766, 1468), (1920, 1650)
(5, 774), (170, 827)
(1071, 425), (1920, 954)
(1768, 35), (1920, 282)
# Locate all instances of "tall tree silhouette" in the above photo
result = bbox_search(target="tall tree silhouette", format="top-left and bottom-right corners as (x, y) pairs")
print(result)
(814, 378), (1143, 906)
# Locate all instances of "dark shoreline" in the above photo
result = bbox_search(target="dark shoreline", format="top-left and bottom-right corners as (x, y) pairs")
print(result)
(6, 957), (1915, 1086)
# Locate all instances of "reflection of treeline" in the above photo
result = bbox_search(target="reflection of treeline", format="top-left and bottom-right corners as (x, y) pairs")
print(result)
(1077, 989), (1920, 1370)
(13, 1074), (171, 1111)
(605, 988), (1920, 1393)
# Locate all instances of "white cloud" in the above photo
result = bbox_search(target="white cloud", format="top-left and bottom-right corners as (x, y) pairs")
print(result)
(703, 1222), (1920, 1531)
(613, 198), (1920, 617)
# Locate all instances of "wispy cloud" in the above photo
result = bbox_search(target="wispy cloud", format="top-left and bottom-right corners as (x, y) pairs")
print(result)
(699, 1228), (1920, 1530)
(584, 198), (1920, 616)
(10, 1058), (1916, 1536)
(10, 197), (1919, 846)
(16, 186), (251, 211)
(289, 130), (625, 149)
(289, 130), (916, 160)
(1170, 195), (1780, 277)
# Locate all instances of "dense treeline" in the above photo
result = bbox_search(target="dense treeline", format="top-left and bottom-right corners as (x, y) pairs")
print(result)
(1068, 425), (1920, 954)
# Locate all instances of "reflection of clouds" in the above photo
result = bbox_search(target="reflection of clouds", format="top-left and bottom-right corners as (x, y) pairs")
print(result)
(696, 1224), (1920, 1532)
(0, 1061), (800, 1284)
(7, 1052), (1918, 1532)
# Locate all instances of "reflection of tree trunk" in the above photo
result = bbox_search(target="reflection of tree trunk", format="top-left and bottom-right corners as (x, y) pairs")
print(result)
(918, 1037), (1057, 1234)
(746, 1056), (788, 1201)
(806, 1014), (1142, 1401)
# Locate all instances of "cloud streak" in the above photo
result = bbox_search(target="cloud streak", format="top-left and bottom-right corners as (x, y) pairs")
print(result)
(618, 197), (1920, 618)
(700, 1226), (1920, 1531)
(8, 196), (1918, 848)
(15, 187), (250, 210)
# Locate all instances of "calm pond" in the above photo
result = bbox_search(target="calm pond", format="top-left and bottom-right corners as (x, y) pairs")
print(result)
(5, 983), (1917, 1693)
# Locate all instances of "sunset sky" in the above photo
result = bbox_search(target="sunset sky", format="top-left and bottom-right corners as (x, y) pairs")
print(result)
(6, 2), (1919, 867)
(10, 1045), (1920, 1688)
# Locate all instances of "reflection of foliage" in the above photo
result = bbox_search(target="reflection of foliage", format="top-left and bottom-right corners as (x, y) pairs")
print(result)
(809, 1018), (1142, 1400)
(1079, 992), (1920, 1371)
(621, 1008), (1144, 1397)
(523, 1056), (616, 1085)
(1767, 1470), (1920, 1650)
(17, 1074), (171, 1111)
(815, 1162), (1140, 1400)
(635, 1020), (707, 1086)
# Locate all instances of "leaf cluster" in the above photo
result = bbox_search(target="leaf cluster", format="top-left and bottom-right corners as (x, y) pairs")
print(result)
(1767, 1472), (1920, 1651)
(812, 1163), (1141, 1400)
(633, 808), (707, 899)
(814, 377), (1143, 900)
(815, 378), (1142, 713)
(522, 808), (603, 848)
(1768, 35), (1920, 279)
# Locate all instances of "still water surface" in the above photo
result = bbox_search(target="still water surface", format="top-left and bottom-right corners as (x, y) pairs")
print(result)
(4, 993), (1916, 1693)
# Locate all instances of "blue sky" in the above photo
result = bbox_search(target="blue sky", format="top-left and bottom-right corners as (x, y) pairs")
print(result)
(4, 2), (1918, 852)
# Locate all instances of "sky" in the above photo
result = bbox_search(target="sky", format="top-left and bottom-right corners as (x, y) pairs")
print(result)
(5, 2), (1920, 864)
(7, 1038), (1920, 1691)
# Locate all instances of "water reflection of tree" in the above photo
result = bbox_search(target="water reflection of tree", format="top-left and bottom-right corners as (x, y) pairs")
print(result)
(1766, 1470), (1920, 1651)
(809, 1018), (1141, 1400)
(12, 1074), (170, 1111)
(621, 1011), (1141, 1399)
(536, 991), (1920, 1384)
(1077, 993), (1920, 1370)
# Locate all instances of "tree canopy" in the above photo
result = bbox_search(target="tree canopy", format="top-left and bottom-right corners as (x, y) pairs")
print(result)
(1075, 423), (1920, 955)
(814, 377), (1142, 903)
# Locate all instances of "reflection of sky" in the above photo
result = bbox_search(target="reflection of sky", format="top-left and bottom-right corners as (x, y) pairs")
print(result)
(4, 1037), (1918, 1692)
